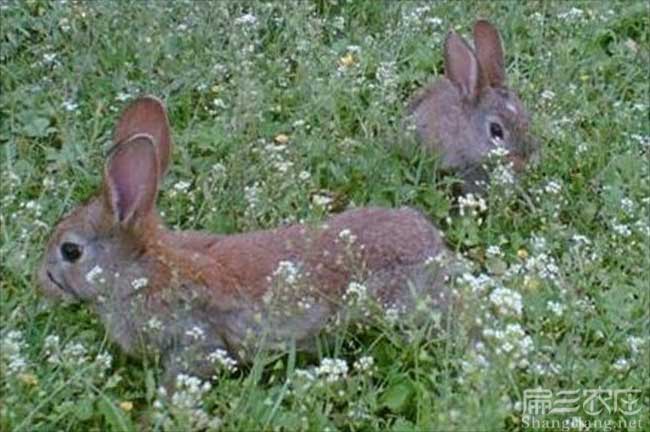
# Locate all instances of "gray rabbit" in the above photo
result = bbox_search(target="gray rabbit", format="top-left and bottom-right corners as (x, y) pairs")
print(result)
(408, 20), (538, 194)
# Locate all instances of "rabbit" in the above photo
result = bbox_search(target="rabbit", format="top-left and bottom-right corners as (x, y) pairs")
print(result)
(37, 96), (456, 390)
(407, 20), (538, 195)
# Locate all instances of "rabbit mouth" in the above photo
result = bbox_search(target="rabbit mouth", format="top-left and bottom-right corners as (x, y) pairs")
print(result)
(506, 154), (527, 172)
(47, 271), (80, 300)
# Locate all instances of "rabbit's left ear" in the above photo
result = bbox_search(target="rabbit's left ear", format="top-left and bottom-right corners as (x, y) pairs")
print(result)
(444, 31), (481, 100)
(112, 96), (172, 177)
(473, 20), (505, 88)
(103, 134), (159, 225)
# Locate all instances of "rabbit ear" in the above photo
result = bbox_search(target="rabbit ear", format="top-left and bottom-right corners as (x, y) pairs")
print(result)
(112, 96), (172, 177)
(473, 20), (505, 88)
(444, 31), (480, 100)
(103, 134), (159, 225)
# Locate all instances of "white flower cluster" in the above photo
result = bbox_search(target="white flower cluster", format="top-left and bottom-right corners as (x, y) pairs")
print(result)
(353, 355), (374, 374)
(85, 265), (105, 284)
(523, 252), (560, 283)
(44, 335), (86, 365)
(627, 336), (646, 356)
(338, 228), (357, 244)
(185, 326), (205, 341)
(612, 223), (632, 238)
(171, 374), (212, 410)
(312, 193), (333, 208)
(489, 286), (523, 317)
(342, 281), (368, 305)
(486, 245), (504, 258)
(154, 375), (220, 431)
(263, 142), (294, 174)
(244, 182), (262, 211)
(546, 300), (566, 317)
(1, 330), (28, 374)
(543, 180), (562, 195)
(459, 272), (493, 294)
(316, 358), (348, 383)
(131, 277), (148, 291)
(207, 348), (238, 373)
(272, 260), (300, 285)
(458, 193), (487, 218)
(483, 323), (534, 369)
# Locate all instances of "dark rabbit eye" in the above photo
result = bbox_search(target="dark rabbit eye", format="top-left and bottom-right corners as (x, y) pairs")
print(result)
(61, 242), (83, 262)
(490, 122), (504, 140)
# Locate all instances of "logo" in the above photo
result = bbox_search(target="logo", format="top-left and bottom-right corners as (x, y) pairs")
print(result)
(521, 388), (645, 430)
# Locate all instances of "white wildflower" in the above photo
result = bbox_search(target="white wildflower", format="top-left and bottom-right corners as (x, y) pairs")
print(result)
(147, 317), (163, 331)
(627, 336), (645, 356)
(207, 348), (238, 372)
(42, 52), (58, 64)
(316, 358), (348, 383)
(612, 223), (631, 237)
(460, 272), (493, 294)
(343, 281), (368, 304)
(486, 245), (503, 258)
(312, 194), (333, 208)
(1, 330), (29, 374)
(353, 355), (374, 373)
(174, 181), (191, 193)
(131, 277), (148, 291)
(458, 193), (487, 218)
(116, 91), (131, 102)
(272, 261), (300, 285)
(489, 286), (523, 317)
(85, 265), (105, 284)
(612, 357), (629, 372)
(546, 300), (565, 317)
(338, 228), (357, 244)
(235, 13), (257, 26)
(544, 180), (562, 194)
(185, 326), (205, 341)
(541, 90), (556, 100)
(621, 197), (635, 214)
(62, 99), (78, 112)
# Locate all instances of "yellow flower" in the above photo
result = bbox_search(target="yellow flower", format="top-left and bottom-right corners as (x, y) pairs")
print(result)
(274, 133), (289, 144)
(517, 248), (529, 260)
(338, 53), (355, 68)
(119, 401), (133, 412)
(19, 373), (38, 386)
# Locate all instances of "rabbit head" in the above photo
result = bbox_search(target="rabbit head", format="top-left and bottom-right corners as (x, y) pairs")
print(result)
(37, 97), (171, 305)
(408, 20), (538, 194)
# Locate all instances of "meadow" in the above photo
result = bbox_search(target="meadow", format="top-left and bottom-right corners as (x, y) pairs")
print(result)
(1, 1), (648, 430)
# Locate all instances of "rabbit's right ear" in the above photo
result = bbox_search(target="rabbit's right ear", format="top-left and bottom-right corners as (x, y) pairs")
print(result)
(473, 20), (505, 88)
(112, 96), (172, 177)
(103, 134), (159, 225)
(444, 31), (480, 100)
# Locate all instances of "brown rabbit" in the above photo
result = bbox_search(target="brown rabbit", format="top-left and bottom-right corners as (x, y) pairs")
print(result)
(37, 96), (454, 388)
(408, 20), (538, 194)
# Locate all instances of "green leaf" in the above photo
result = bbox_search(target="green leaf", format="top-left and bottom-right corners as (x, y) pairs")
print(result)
(22, 116), (51, 137)
(98, 396), (135, 432)
(381, 380), (414, 413)
(75, 398), (95, 422)
(391, 417), (416, 432)
(145, 370), (156, 403)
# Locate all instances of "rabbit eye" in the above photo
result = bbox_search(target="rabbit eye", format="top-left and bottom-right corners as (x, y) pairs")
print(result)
(489, 122), (504, 140)
(61, 242), (83, 262)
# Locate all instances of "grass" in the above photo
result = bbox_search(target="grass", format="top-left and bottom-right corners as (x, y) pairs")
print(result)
(1, 0), (648, 431)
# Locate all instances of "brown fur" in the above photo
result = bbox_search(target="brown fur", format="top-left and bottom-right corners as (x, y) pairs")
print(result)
(37, 96), (455, 388)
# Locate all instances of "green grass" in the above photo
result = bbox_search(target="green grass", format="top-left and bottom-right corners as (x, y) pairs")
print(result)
(1, 1), (648, 431)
